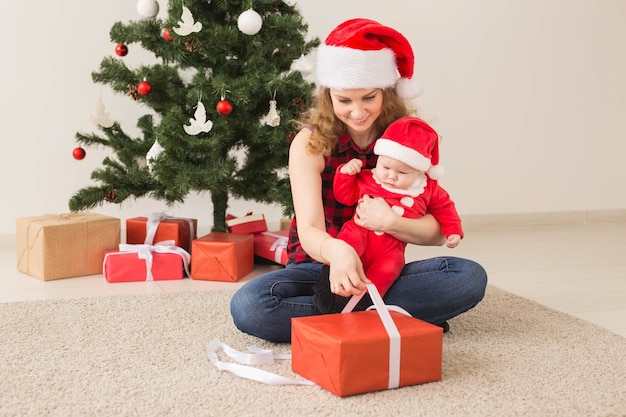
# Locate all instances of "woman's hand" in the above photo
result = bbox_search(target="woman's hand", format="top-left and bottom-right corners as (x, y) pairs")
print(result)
(353, 194), (393, 231)
(354, 195), (446, 246)
(324, 238), (370, 296)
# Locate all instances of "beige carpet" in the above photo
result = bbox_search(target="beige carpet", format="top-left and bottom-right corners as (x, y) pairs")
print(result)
(1, 286), (625, 417)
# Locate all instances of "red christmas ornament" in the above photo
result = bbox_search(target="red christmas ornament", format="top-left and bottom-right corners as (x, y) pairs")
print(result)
(115, 43), (128, 57)
(216, 99), (233, 115)
(137, 80), (152, 96)
(72, 147), (86, 160)
(162, 28), (172, 42)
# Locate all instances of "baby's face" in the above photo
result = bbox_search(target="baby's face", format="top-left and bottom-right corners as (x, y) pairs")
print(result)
(373, 155), (422, 190)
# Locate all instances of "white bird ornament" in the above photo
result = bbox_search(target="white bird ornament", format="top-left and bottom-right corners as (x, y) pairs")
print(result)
(89, 96), (115, 128)
(173, 6), (202, 36)
(183, 101), (213, 135)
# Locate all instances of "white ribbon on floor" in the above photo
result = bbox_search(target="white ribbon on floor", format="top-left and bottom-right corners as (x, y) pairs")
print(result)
(207, 285), (408, 389)
(206, 339), (315, 386)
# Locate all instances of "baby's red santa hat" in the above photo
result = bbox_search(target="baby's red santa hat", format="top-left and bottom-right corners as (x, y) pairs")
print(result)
(316, 18), (422, 100)
(374, 116), (445, 180)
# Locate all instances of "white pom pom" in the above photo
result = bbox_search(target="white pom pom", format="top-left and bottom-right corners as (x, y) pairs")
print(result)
(137, 0), (159, 18)
(396, 77), (423, 100)
(427, 164), (445, 180)
(237, 9), (263, 35)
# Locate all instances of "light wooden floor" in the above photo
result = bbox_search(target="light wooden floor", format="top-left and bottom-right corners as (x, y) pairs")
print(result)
(3, 221), (625, 337)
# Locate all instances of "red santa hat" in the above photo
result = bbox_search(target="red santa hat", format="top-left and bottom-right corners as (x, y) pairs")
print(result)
(374, 116), (444, 179)
(316, 18), (422, 100)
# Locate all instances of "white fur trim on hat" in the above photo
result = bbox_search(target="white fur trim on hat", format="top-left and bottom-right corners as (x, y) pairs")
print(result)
(316, 44), (399, 90)
(374, 138), (431, 172)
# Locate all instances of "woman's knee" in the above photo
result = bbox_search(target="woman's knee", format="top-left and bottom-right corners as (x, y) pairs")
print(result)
(230, 284), (260, 332)
(462, 258), (488, 304)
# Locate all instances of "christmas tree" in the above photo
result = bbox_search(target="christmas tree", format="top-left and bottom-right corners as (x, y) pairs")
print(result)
(69, 0), (319, 231)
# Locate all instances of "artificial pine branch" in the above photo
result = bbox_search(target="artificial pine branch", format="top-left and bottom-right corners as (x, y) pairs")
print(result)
(70, 0), (319, 231)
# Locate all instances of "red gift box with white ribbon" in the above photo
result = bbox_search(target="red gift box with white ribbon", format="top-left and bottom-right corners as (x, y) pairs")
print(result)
(103, 240), (191, 282)
(291, 284), (443, 397)
(225, 212), (268, 234)
(126, 211), (197, 254)
(254, 230), (288, 266)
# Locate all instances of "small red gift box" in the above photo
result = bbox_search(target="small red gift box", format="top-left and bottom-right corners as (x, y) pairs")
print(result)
(291, 285), (443, 397)
(225, 212), (268, 234)
(254, 230), (288, 266)
(126, 212), (197, 253)
(103, 241), (191, 282)
(191, 232), (254, 282)
(104, 251), (182, 282)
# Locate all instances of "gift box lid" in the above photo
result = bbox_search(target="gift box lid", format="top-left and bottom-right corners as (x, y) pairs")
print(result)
(225, 213), (268, 234)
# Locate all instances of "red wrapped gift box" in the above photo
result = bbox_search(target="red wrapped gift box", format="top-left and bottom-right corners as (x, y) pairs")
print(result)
(191, 232), (254, 282)
(254, 230), (288, 266)
(292, 285), (443, 397)
(126, 213), (197, 253)
(225, 212), (268, 234)
(103, 250), (185, 282)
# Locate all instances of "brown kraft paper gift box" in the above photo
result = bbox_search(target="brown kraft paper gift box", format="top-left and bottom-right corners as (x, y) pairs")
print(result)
(16, 213), (121, 281)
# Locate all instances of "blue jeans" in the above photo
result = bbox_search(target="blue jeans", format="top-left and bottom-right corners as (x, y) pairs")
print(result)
(230, 257), (487, 343)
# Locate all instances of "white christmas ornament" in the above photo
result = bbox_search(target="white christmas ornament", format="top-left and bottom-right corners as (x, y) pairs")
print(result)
(184, 101), (213, 135)
(290, 54), (314, 76)
(260, 100), (280, 127)
(146, 139), (164, 173)
(137, 0), (159, 18)
(173, 6), (202, 36)
(89, 96), (114, 128)
(237, 9), (263, 35)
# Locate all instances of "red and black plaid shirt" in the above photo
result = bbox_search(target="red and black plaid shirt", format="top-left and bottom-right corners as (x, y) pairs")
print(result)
(287, 133), (379, 264)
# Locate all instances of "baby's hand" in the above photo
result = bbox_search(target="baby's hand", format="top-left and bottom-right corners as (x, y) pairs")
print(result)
(446, 234), (461, 248)
(340, 158), (364, 175)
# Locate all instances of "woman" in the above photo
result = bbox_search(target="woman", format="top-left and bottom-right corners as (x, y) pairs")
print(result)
(230, 18), (487, 343)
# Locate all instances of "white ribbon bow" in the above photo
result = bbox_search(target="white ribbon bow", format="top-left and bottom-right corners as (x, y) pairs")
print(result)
(264, 232), (288, 264)
(144, 211), (196, 251)
(105, 240), (191, 281)
(144, 211), (174, 245)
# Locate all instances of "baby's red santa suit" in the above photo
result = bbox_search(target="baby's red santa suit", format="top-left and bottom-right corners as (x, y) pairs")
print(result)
(333, 116), (463, 297)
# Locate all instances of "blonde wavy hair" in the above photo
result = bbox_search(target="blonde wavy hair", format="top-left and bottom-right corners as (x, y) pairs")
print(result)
(295, 87), (417, 156)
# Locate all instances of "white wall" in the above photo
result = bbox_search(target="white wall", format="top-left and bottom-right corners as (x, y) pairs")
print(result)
(2, 0), (625, 235)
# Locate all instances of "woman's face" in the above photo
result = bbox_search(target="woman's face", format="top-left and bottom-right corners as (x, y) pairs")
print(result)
(329, 88), (383, 133)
